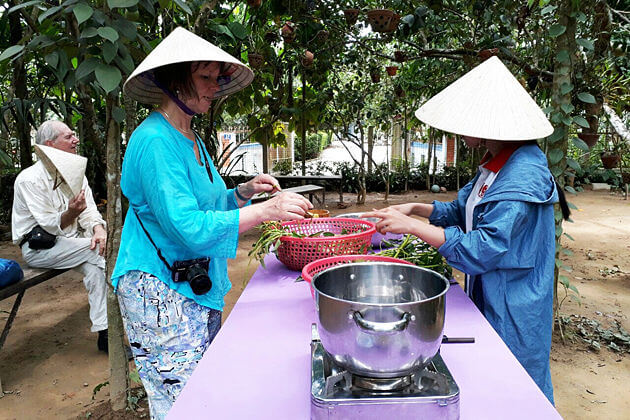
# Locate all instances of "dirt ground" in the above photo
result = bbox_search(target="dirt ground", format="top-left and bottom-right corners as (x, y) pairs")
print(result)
(0, 190), (628, 419)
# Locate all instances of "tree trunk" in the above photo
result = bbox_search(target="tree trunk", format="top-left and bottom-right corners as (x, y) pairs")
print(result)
(301, 73), (306, 176)
(549, 0), (576, 323)
(8, 0), (31, 169)
(105, 94), (129, 411)
(357, 124), (366, 204)
(367, 126), (374, 173)
(403, 107), (409, 192)
(426, 128), (433, 190)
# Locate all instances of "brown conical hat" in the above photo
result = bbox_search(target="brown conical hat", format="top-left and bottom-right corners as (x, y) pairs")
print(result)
(415, 56), (553, 140)
(34, 145), (86, 199)
(124, 27), (254, 104)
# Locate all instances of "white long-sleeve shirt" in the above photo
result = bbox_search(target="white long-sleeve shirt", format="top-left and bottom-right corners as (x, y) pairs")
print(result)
(11, 160), (106, 244)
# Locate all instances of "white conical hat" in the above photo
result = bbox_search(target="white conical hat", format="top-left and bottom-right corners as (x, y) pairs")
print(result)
(415, 56), (553, 140)
(124, 27), (254, 104)
(34, 145), (86, 199)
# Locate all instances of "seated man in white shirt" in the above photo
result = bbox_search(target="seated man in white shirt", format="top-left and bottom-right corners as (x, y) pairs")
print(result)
(11, 120), (109, 352)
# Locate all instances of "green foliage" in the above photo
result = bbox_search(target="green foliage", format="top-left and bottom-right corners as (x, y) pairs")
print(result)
(294, 132), (325, 161)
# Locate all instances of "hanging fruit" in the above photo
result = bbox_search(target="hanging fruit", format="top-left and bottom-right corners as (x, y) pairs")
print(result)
(386, 66), (398, 76)
(246, 0), (262, 7)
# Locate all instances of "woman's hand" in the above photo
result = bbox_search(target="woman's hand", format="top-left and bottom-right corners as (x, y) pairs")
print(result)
(262, 192), (313, 221)
(238, 174), (281, 199)
(363, 207), (417, 235)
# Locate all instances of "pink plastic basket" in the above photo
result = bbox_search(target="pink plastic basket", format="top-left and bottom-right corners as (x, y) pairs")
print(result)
(301, 254), (413, 298)
(276, 218), (376, 271)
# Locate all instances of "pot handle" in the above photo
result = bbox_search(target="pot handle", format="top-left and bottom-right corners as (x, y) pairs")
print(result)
(352, 311), (413, 333)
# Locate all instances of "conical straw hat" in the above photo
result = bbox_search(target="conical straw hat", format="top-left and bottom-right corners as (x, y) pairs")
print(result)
(124, 27), (254, 104)
(34, 145), (86, 199)
(415, 56), (553, 141)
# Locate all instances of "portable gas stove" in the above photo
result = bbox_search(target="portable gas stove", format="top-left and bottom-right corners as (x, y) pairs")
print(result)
(310, 324), (460, 419)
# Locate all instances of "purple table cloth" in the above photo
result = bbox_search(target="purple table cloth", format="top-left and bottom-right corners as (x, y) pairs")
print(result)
(168, 256), (562, 420)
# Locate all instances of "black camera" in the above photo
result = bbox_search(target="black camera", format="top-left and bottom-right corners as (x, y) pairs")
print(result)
(172, 258), (212, 295)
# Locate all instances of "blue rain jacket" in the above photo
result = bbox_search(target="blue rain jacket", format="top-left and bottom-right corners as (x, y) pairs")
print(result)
(429, 143), (557, 403)
(112, 112), (244, 311)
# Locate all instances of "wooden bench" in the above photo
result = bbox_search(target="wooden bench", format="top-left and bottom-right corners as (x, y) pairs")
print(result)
(0, 267), (69, 394)
(273, 175), (344, 203)
(251, 184), (325, 206)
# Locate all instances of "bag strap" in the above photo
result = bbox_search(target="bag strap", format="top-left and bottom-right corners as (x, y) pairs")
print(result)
(132, 208), (173, 272)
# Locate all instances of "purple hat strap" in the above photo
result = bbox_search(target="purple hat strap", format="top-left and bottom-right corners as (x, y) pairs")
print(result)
(142, 72), (197, 116)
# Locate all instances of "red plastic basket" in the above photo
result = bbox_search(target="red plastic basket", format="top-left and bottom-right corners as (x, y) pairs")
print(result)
(301, 254), (413, 298)
(276, 218), (376, 271)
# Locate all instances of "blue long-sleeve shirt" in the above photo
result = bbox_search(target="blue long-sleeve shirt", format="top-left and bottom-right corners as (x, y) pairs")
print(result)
(429, 143), (558, 404)
(112, 112), (242, 310)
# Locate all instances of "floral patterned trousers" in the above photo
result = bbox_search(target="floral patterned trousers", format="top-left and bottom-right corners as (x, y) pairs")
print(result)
(117, 270), (222, 420)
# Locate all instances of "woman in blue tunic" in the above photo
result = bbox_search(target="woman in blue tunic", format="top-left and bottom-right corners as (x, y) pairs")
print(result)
(364, 57), (569, 404)
(112, 28), (312, 419)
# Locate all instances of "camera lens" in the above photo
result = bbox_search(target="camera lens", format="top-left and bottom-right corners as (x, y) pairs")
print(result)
(187, 264), (212, 295)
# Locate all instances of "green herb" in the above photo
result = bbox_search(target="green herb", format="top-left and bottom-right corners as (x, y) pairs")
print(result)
(376, 234), (453, 279)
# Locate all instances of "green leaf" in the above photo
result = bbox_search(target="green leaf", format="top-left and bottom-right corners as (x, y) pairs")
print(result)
(565, 185), (577, 194)
(210, 24), (235, 41)
(551, 165), (563, 178)
(73, 3), (93, 25)
(0, 45), (25, 62)
(566, 157), (581, 171)
(8, 0), (41, 14)
(174, 0), (193, 14)
(547, 127), (564, 143)
(577, 92), (596, 104)
(80, 27), (99, 38)
(76, 57), (99, 81)
(573, 116), (590, 128)
(38, 5), (62, 23)
(541, 5), (556, 14)
(568, 284), (579, 294)
(572, 136), (590, 151)
(562, 115), (573, 126)
(97, 27), (119, 43)
(112, 106), (126, 123)
(563, 232), (575, 241)
(95, 63), (122, 93)
(542, 106), (553, 115)
(548, 149), (564, 165)
(44, 51), (58, 68)
(102, 41), (118, 64)
(576, 38), (594, 51)
(576, 12), (587, 23)
(567, 201), (578, 210)
(560, 103), (574, 114)
(556, 50), (570, 63)
(107, 0), (139, 8)
(562, 248), (574, 256)
(559, 275), (569, 287)
(549, 24), (566, 37)
(112, 18), (137, 40)
(228, 22), (248, 40)
(560, 82), (574, 95)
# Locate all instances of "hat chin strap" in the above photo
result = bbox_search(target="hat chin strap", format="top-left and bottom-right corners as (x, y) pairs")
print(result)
(143, 73), (197, 116)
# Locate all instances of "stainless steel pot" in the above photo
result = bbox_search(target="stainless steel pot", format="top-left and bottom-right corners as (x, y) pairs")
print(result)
(336, 212), (403, 247)
(312, 262), (449, 378)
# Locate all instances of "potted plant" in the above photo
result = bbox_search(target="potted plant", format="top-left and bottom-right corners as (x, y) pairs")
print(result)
(366, 9), (395, 32)
(247, 34), (267, 70)
(393, 49), (406, 63)
(578, 131), (599, 149)
(344, 8), (360, 25)
(246, 0), (262, 8)
(370, 68), (381, 83)
(281, 21), (296, 43)
(386, 65), (398, 76)
(600, 138), (625, 169)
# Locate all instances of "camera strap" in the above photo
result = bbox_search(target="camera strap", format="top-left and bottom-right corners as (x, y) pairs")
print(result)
(132, 208), (174, 272)
(193, 130), (213, 184)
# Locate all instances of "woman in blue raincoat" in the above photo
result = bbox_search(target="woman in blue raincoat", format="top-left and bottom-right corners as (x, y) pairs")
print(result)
(364, 57), (570, 404)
